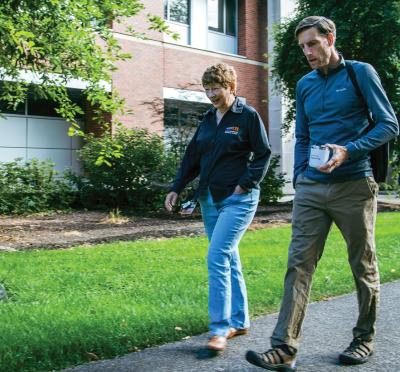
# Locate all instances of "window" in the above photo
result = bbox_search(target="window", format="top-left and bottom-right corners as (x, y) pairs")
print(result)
(0, 98), (25, 115)
(164, 99), (211, 162)
(27, 94), (60, 117)
(164, 0), (190, 25)
(225, 0), (236, 36)
(0, 83), (26, 115)
(0, 85), (85, 118)
(28, 89), (85, 118)
(208, 0), (223, 31)
(208, 0), (236, 36)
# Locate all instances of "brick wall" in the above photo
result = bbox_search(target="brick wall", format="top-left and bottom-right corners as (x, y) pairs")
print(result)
(113, 1), (163, 42)
(112, 38), (164, 134)
(238, 0), (268, 62)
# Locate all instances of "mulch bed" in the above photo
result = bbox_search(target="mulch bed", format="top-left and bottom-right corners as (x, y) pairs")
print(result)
(0, 202), (398, 251)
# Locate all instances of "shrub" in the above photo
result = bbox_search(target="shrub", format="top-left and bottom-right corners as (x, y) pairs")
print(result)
(75, 127), (176, 211)
(0, 159), (76, 214)
(259, 155), (287, 205)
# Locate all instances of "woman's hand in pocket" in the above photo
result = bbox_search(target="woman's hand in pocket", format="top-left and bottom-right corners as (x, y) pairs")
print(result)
(233, 185), (248, 194)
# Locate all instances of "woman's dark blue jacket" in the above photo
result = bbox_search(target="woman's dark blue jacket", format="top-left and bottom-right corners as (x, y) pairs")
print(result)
(171, 97), (271, 202)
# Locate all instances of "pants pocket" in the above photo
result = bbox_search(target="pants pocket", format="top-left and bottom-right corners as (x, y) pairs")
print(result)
(366, 177), (379, 197)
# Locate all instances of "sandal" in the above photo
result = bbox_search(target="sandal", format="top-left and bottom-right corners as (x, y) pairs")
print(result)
(339, 338), (373, 365)
(246, 346), (296, 371)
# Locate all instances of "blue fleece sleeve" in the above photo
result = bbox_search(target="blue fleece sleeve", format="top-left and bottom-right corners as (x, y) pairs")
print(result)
(345, 63), (399, 159)
(293, 82), (310, 187)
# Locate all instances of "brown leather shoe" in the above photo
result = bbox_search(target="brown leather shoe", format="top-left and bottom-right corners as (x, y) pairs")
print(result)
(226, 327), (249, 339)
(207, 336), (227, 351)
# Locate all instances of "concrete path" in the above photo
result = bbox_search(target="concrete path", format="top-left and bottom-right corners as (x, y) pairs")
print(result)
(378, 193), (400, 206)
(66, 280), (400, 372)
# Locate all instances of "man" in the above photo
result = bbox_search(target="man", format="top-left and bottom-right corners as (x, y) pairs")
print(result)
(245, 16), (399, 371)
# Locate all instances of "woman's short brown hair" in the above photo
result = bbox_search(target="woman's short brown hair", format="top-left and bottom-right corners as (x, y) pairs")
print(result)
(202, 63), (237, 95)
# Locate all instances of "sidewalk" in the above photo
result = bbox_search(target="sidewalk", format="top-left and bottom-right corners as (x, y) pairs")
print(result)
(377, 192), (400, 205)
(65, 280), (400, 372)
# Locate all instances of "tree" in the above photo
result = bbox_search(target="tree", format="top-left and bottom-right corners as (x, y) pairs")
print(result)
(272, 0), (400, 181)
(0, 0), (173, 138)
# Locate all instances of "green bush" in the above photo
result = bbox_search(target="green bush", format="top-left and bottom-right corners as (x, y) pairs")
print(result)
(75, 127), (175, 211)
(259, 155), (287, 205)
(0, 159), (76, 214)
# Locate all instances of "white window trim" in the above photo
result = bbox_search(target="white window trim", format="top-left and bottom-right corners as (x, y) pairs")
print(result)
(163, 87), (246, 104)
(0, 68), (111, 92)
(163, 87), (209, 103)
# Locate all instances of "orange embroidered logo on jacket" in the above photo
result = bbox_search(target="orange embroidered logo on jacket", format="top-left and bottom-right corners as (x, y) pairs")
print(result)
(225, 126), (240, 135)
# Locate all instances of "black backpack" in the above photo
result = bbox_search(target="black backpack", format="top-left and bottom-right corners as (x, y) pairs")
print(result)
(345, 61), (389, 183)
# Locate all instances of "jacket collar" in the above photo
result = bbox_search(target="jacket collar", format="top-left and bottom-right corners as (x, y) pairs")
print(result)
(231, 96), (245, 113)
(205, 96), (244, 116)
(316, 54), (345, 76)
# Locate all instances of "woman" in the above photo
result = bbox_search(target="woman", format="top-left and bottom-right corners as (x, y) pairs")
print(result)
(165, 63), (271, 351)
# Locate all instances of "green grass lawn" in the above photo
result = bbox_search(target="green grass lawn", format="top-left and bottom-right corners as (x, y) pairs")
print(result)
(0, 212), (399, 371)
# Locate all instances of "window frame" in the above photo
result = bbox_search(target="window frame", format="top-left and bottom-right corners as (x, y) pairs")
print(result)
(164, 0), (191, 25)
(207, 0), (237, 37)
(207, 0), (224, 33)
(0, 85), (85, 119)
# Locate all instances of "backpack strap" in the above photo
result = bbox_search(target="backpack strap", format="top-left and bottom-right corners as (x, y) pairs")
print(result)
(345, 61), (374, 129)
(345, 60), (389, 183)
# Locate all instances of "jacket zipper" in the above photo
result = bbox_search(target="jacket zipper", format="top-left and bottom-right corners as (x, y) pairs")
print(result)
(322, 75), (328, 113)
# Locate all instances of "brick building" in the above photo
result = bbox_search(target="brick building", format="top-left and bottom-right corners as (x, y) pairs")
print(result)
(0, 0), (296, 188)
(113, 0), (268, 134)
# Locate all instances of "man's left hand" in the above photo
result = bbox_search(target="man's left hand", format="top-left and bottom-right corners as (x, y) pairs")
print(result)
(318, 144), (349, 173)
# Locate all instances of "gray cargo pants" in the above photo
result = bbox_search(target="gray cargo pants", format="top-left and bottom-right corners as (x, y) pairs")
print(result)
(271, 174), (380, 350)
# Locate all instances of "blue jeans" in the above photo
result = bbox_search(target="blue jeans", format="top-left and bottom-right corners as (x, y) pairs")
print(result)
(198, 188), (260, 336)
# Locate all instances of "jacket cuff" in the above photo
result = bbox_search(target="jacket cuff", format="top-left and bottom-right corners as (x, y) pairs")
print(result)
(170, 183), (183, 194)
(239, 178), (257, 190)
(345, 142), (365, 160)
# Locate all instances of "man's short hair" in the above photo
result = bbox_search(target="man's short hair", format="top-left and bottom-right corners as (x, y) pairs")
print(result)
(295, 16), (336, 38)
